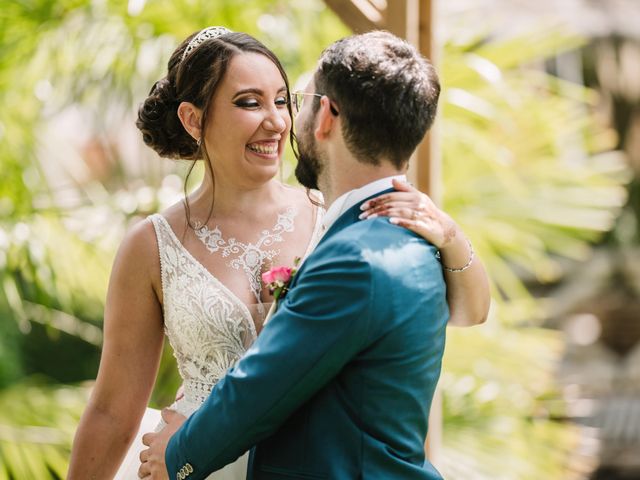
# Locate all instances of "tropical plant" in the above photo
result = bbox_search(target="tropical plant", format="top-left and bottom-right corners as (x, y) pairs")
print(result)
(0, 1), (347, 477)
(441, 28), (629, 322)
(435, 27), (628, 478)
(0, 380), (89, 480)
(0, 1), (630, 478)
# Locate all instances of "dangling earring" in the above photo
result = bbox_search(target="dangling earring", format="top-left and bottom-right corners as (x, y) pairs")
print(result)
(196, 137), (202, 147)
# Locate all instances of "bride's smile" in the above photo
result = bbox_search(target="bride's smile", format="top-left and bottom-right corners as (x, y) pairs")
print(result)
(203, 52), (291, 189)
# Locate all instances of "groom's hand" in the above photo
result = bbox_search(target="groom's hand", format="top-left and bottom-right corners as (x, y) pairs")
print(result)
(138, 408), (186, 479)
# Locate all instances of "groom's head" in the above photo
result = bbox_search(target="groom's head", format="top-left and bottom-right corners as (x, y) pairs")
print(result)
(294, 30), (440, 189)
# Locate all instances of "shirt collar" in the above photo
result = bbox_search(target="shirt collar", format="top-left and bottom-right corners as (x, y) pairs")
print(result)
(322, 174), (407, 233)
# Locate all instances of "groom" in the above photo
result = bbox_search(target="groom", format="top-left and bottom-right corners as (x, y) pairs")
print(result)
(141, 30), (447, 479)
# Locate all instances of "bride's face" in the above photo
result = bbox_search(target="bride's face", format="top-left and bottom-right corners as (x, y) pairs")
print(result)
(203, 52), (291, 188)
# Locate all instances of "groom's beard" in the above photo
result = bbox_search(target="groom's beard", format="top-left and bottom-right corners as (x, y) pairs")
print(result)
(294, 124), (323, 190)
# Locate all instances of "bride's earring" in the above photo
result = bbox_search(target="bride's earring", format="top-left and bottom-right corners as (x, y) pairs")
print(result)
(196, 137), (202, 147)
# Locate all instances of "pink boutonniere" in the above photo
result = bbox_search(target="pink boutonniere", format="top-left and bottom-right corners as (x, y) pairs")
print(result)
(262, 258), (301, 302)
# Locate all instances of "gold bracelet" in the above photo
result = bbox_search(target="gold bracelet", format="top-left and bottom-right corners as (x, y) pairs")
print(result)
(436, 239), (474, 272)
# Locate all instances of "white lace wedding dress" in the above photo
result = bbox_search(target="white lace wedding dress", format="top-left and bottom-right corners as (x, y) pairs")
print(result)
(114, 206), (323, 479)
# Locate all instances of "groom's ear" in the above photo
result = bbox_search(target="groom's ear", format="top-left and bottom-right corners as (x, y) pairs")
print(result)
(314, 96), (338, 141)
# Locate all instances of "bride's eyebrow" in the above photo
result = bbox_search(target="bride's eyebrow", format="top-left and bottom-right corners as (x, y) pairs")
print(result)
(232, 86), (287, 98)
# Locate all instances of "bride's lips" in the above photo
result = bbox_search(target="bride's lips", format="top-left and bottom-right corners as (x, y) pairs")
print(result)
(246, 140), (280, 159)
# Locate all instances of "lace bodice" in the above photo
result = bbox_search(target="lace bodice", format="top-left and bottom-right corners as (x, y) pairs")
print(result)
(150, 214), (258, 410)
(148, 204), (324, 415)
(194, 206), (299, 320)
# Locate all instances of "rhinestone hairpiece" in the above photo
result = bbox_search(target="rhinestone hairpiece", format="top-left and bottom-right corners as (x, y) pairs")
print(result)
(181, 26), (232, 63)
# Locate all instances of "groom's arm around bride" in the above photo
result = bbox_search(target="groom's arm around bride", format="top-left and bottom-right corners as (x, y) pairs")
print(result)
(142, 30), (448, 480)
(176, 210), (446, 479)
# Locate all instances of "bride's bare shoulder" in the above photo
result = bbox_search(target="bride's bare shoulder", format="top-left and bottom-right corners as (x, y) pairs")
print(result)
(278, 182), (324, 211)
(154, 200), (188, 236)
(114, 216), (160, 271)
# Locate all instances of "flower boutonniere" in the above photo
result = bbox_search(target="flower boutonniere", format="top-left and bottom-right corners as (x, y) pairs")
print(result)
(262, 257), (301, 302)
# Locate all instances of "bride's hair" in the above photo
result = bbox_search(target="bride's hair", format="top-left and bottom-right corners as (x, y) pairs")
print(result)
(136, 30), (295, 229)
(136, 31), (292, 159)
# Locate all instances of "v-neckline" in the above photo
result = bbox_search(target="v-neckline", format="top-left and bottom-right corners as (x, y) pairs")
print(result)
(152, 203), (324, 337)
(154, 214), (258, 341)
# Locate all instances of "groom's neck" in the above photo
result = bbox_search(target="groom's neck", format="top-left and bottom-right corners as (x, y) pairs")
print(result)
(321, 159), (405, 208)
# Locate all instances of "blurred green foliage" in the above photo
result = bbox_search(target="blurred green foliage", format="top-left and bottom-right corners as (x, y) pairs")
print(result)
(0, 380), (88, 479)
(439, 327), (579, 479)
(0, 0), (630, 478)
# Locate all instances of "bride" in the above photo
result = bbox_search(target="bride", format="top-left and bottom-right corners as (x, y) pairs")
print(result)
(67, 27), (489, 479)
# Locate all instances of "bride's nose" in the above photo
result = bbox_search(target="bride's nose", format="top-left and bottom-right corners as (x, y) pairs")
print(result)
(262, 107), (287, 134)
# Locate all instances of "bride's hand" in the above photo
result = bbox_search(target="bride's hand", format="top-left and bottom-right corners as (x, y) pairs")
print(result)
(359, 178), (460, 250)
(361, 178), (490, 327)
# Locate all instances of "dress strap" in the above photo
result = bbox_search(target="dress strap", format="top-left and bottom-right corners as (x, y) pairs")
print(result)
(147, 214), (173, 304)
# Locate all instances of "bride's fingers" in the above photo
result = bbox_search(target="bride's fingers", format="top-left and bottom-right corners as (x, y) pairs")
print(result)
(362, 195), (435, 216)
(362, 180), (434, 212)
(361, 201), (428, 219)
(372, 207), (430, 221)
(361, 192), (413, 211)
(361, 205), (436, 223)
(391, 178), (417, 193)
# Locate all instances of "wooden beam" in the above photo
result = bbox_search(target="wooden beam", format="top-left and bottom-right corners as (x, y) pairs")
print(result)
(393, 0), (435, 199)
(414, 0), (439, 200)
(412, 1), (443, 466)
(323, 0), (381, 33)
(384, 0), (442, 464)
(384, 0), (408, 39)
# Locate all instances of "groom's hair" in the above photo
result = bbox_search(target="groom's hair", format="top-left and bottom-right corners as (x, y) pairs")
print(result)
(314, 31), (440, 169)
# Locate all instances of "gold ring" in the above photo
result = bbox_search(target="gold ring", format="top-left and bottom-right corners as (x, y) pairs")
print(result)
(412, 211), (418, 220)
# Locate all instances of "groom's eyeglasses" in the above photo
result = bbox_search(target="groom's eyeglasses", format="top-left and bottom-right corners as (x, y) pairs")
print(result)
(292, 91), (339, 116)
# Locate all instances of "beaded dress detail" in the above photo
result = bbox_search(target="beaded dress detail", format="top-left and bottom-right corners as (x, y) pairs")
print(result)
(114, 204), (323, 479)
(149, 214), (263, 411)
(193, 206), (298, 321)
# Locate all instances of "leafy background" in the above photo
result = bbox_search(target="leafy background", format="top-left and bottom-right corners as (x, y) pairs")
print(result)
(0, 0), (631, 478)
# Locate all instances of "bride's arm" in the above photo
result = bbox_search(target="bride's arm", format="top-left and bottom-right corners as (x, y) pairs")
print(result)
(360, 179), (490, 327)
(67, 220), (165, 479)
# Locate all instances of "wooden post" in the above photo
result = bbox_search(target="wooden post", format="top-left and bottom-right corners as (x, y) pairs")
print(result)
(386, 0), (442, 465)
(415, 0), (439, 201)
(323, 0), (380, 32)
(401, 0), (438, 200)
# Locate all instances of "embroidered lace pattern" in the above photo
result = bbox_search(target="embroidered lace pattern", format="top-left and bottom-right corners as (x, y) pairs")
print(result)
(193, 206), (299, 314)
(149, 214), (258, 406)
(147, 202), (321, 410)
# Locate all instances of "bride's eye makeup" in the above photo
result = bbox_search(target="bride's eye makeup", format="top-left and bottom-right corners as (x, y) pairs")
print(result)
(232, 87), (289, 110)
(234, 97), (260, 108)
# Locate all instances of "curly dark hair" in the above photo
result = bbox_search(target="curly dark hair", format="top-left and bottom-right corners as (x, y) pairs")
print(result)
(313, 30), (440, 169)
(136, 30), (292, 160)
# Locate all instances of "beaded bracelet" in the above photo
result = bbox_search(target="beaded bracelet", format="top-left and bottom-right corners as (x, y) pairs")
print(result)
(435, 239), (474, 272)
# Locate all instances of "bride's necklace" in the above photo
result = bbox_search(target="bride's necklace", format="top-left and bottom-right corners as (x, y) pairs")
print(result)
(193, 206), (299, 311)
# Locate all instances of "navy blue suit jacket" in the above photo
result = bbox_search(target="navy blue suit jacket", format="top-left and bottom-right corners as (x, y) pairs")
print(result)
(166, 192), (449, 479)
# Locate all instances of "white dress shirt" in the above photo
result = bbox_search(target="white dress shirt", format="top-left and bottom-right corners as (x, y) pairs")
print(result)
(321, 174), (407, 234)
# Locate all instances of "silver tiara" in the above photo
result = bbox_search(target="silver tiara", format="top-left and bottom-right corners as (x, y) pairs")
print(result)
(181, 26), (232, 63)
